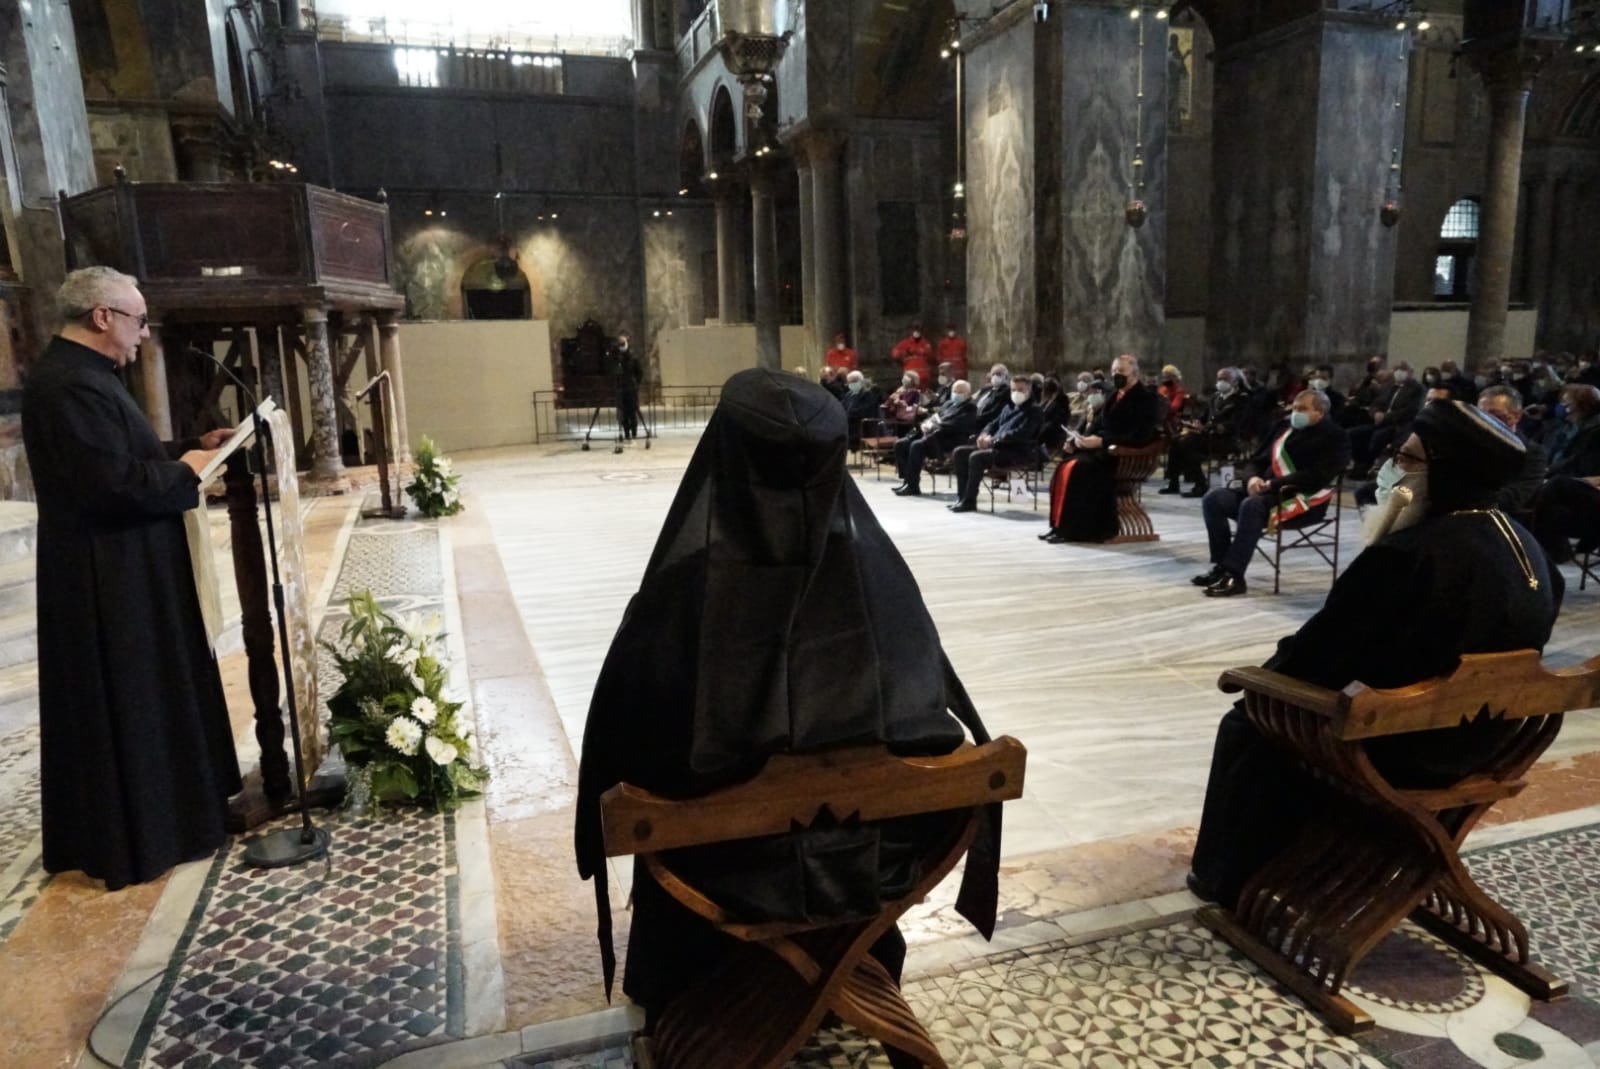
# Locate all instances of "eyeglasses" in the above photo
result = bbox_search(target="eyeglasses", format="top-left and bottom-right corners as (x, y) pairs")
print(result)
(102, 307), (149, 329)
(1394, 449), (1429, 469)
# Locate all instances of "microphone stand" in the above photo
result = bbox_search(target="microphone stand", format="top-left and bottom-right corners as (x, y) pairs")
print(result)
(189, 347), (331, 867)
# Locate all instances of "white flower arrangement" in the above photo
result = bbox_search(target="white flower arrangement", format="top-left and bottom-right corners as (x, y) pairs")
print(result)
(406, 436), (464, 518)
(326, 591), (488, 813)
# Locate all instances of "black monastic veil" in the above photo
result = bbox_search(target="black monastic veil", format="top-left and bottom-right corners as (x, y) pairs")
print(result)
(574, 368), (1001, 1007)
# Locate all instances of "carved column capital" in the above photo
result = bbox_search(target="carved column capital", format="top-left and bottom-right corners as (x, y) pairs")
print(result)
(1463, 36), (1563, 96)
(301, 305), (329, 327)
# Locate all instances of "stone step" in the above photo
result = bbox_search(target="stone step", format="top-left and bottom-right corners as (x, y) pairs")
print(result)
(0, 611), (36, 672)
(0, 558), (34, 617)
(0, 502), (35, 567)
(0, 661), (36, 735)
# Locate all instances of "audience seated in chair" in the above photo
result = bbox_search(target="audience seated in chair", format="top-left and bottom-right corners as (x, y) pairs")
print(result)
(882, 371), (926, 427)
(1194, 390), (1349, 597)
(1306, 363), (1346, 419)
(1156, 364), (1188, 436)
(1349, 361), (1424, 476)
(972, 364), (1013, 426)
(1532, 383), (1600, 565)
(840, 370), (883, 450)
(1189, 400), (1559, 909)
(949, 376), (1044, 514)
(1039, 353), (1164, 543)
(1037, 377), (1072, 455)
(892, 380), (979, 497)
(573, 368), (1004, 1024)
(819, 365), (849, 401)
(1162, 366), (1252, 498)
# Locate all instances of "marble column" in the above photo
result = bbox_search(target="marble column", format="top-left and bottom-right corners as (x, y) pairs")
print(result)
(796, 148), (817, 370)
(140, 319), (174, 439)
(301, 306), (346, 484)
(1206, 13), (1408, 372)
(809, 133), (846, 349)
(713, 182), (749, 324)
(750, 164), (781, 371)
(376, 311), (413, 463)
(1464, 46), (1554, 370)
(257, 325), (286, 412)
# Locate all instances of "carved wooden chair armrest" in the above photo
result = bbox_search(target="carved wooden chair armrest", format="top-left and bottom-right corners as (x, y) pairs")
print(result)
(598, 738), (1027, 1069)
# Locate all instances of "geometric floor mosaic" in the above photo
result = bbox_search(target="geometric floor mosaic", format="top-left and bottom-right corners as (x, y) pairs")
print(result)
(0, 722), (40, 945)
(509, 824), (1600, 1068)
(1466, 822), (1600, 999)
(124, 805), (460, 1069)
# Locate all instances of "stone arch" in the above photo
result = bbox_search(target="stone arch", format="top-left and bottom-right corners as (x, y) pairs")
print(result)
(461, 256), (532, 319)
(680, 118), (707, 193)
(709, 83), (739, 168)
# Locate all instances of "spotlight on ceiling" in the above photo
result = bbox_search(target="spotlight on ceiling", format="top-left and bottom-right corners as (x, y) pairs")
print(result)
(1129, 7), (1140, 18)
(1156, 7), (1169, 18)
(1417, 19), (1430, 30)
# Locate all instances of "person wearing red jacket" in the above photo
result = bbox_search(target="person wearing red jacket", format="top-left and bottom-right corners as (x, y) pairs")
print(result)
(824, 332), (858, 373)
(937, 325), (969, 382)
(891, 323), (934, 385)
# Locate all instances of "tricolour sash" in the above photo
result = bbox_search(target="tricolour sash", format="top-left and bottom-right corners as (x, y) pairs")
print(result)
(1267, 429), (1332, 531)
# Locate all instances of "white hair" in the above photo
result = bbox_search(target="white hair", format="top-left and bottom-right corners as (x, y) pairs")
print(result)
(846, 370), (864, 383)
(57, 267), (139, 324)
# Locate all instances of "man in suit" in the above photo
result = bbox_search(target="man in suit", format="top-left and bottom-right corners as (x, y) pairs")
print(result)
(892, 380), (979, 496)
(1476, 386), (1546, 514)
(840, 370), (883, 450)
(972, 364), (1012, 425)
(949, 377), (1044, 514)
(1194, 389), (1350, 597)
(1350, 360), (1424, 475)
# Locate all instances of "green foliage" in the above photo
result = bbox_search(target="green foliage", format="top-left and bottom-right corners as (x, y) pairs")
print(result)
(323, 590), (487, 814)
(406, 435), (464, 518)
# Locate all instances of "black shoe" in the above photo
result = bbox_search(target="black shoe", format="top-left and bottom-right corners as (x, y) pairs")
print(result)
(1185, 870), (1221, 905)
(1037, 530), (1054, 541)
(1182, 485), (1208, 499)
(895, 486), (922, 497)
(1157, 483), (1181, 495)
(890, 482), (908, 492)
(1191, 565), (1224, 587)
(949, 503), (977, 513)
(1204, 573), (1248, 598)
(1044, 532), (1069, 544)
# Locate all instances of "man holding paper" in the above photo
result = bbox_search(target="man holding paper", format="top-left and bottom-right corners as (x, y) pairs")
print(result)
(22, 266), (242, 890)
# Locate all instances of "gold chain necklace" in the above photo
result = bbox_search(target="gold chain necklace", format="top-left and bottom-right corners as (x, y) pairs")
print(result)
(1454, 508), (1539, 590)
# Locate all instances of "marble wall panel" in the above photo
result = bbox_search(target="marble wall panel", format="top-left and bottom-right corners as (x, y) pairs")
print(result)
(1206, 24), (1320, 371)
(87, 106), (179, 184)
(1163, 16), (1215, 318)
(633, 52), (680, 198)
(805, 0), (853, 123)
(393, 198), (647, 381)
(324, 92), (636, 195)
(1302, 19), (1407, 364)
(964, 14), (1036, 372)
(643, 203), (717, 375)
(845, 122), (949, 376)
(1056, 5), (1167, 372)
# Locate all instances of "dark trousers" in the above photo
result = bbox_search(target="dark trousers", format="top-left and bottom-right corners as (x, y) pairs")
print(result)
(1165, 434), (1208, 489)
(894, 435), (933, 488)
(617, 387), (640, 438)
(1349, 421), (1402, 471)
(952, 445), (995, 507)
(1203, 486), (1271, 578)
(1533, 475), (1600, 563)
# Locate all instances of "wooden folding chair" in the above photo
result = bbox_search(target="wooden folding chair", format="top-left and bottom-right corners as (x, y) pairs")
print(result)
(1107, 441), (1165, 543)
(1197, 651), (1600, 1034)
(600, 738), (1027, 1069)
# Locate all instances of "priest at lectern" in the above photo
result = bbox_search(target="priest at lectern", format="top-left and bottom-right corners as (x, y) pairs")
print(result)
(22, 267), (242, 891)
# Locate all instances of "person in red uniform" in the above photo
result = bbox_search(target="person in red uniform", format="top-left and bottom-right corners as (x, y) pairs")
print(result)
(891, 323), (934, 386)
(824, 332), (858, 373)
(937, 324), (969, 382)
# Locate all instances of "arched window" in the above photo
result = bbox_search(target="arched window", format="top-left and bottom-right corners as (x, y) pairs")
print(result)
(1434, 197), (1479, 300)
(461, 257), (531, 319)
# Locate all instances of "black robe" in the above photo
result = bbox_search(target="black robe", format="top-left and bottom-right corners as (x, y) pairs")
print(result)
(1047, 381), (1163, 540)
(574, 368), (1001, 1010)
(1190, 511), (1559, 907)
(23, 337), (241, 890)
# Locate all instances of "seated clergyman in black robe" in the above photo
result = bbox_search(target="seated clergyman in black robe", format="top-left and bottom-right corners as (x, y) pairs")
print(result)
(1188, 400), (1561, 908)
(573, 368), (1002, 1012)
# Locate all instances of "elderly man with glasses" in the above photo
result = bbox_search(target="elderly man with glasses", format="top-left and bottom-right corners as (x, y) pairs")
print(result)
(22, 266), (241, 891)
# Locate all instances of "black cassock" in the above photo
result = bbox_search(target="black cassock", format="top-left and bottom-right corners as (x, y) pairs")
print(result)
(23, 337), (241, 890)
(1190, 510), (1560, 907)
(574, 368), (1001, 1011)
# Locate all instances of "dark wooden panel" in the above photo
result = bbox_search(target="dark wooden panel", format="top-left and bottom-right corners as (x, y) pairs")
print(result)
(307, 189), (390, 287)
(135, 186), (308, 281)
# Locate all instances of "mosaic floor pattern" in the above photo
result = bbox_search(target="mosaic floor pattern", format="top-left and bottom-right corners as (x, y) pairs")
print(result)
(0, 723), (40, 943)
(124, 806), (461, 1069)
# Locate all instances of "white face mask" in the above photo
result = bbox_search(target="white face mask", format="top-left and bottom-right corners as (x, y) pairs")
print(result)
(952, 391), (971, 404)
(1087, 393), (1105, 409)
(938, 374), (950, 385)
(1216, 380), (1235, 396)
(912, 331), (922, 339)
(946, 330), (956, 338)
(1394, 370), (1411, 384)
(1077, 379), (1091, 392)
(835, 342), (845, 350)
(1010, 390), (1028, 406)
(991, 374), (1006, 386)
(903, 378), (915, 388)
(1309, 378), (1329, 391)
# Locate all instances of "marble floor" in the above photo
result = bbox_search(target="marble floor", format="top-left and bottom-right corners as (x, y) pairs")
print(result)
(2, 430), (1600, 1068)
